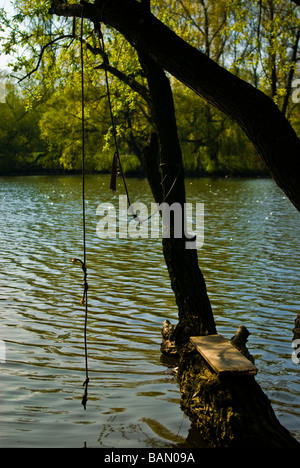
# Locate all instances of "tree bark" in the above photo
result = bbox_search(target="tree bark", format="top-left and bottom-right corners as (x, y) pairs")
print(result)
(178, 343), (300, 448)
(50, 0), (300, 212)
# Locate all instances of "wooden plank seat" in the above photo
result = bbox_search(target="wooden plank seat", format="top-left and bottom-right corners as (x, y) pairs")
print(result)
(190, 334), (258, 376)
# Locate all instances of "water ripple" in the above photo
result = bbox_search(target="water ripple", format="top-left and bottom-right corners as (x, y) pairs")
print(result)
(0, 175), (299, 447)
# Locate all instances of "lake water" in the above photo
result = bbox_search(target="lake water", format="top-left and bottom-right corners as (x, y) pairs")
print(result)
(0, 174), (299, 448)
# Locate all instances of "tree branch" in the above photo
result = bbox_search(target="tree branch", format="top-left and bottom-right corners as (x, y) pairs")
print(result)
(49, 0), (300, 212)
(84, 40), (152, 103)
(18, 35), (75, 83)
(94, 62), (151, 103)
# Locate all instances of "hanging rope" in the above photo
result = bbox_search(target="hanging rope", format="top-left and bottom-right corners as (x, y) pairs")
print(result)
(72, 9), (89, 410)
(80, 10), (90, 410)
(69, 14), (185, 412)
(93, 23), (136, 215)
(93, 22), (184, 227)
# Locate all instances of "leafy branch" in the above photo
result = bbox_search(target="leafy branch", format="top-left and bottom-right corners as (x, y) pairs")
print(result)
(17, 34), (75, 83)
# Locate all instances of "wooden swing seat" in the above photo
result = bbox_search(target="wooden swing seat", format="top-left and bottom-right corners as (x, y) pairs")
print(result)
(190, 334), (258, 376)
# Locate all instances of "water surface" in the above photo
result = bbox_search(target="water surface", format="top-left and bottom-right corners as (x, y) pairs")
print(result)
(0, 175), (299, 447)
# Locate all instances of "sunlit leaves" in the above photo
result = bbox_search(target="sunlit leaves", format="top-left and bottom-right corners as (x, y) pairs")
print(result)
(0, 83), (48, 173)
(223, 0), (300, 101)
(1, 0), (300, 175)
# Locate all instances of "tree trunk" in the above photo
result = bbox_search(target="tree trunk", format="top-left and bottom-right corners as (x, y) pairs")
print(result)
(138, 50), (216, 347)
(50, 0), (300, 212)
(137, 47), (299, 449)
(178, 343), (300, 448)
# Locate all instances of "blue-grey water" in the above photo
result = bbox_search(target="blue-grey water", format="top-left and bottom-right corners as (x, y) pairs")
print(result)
(0, 174), (299, 448)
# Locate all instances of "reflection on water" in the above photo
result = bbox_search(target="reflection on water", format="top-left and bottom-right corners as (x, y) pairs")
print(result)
(0, 175), (299, 447)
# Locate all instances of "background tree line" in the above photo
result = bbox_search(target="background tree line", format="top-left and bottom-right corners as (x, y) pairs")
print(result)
(0, 0), (299, 177)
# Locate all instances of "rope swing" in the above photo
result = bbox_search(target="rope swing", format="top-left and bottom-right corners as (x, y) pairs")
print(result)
(72, 14), (133, 411)
(72, 15), (184, 411)
(72, 10), (89, 410)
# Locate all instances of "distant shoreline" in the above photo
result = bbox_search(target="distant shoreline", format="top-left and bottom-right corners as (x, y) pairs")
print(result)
(0, 167), (271, 179)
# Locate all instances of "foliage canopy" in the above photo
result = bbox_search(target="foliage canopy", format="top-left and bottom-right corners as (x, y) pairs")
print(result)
(0, 0), (299, 175)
